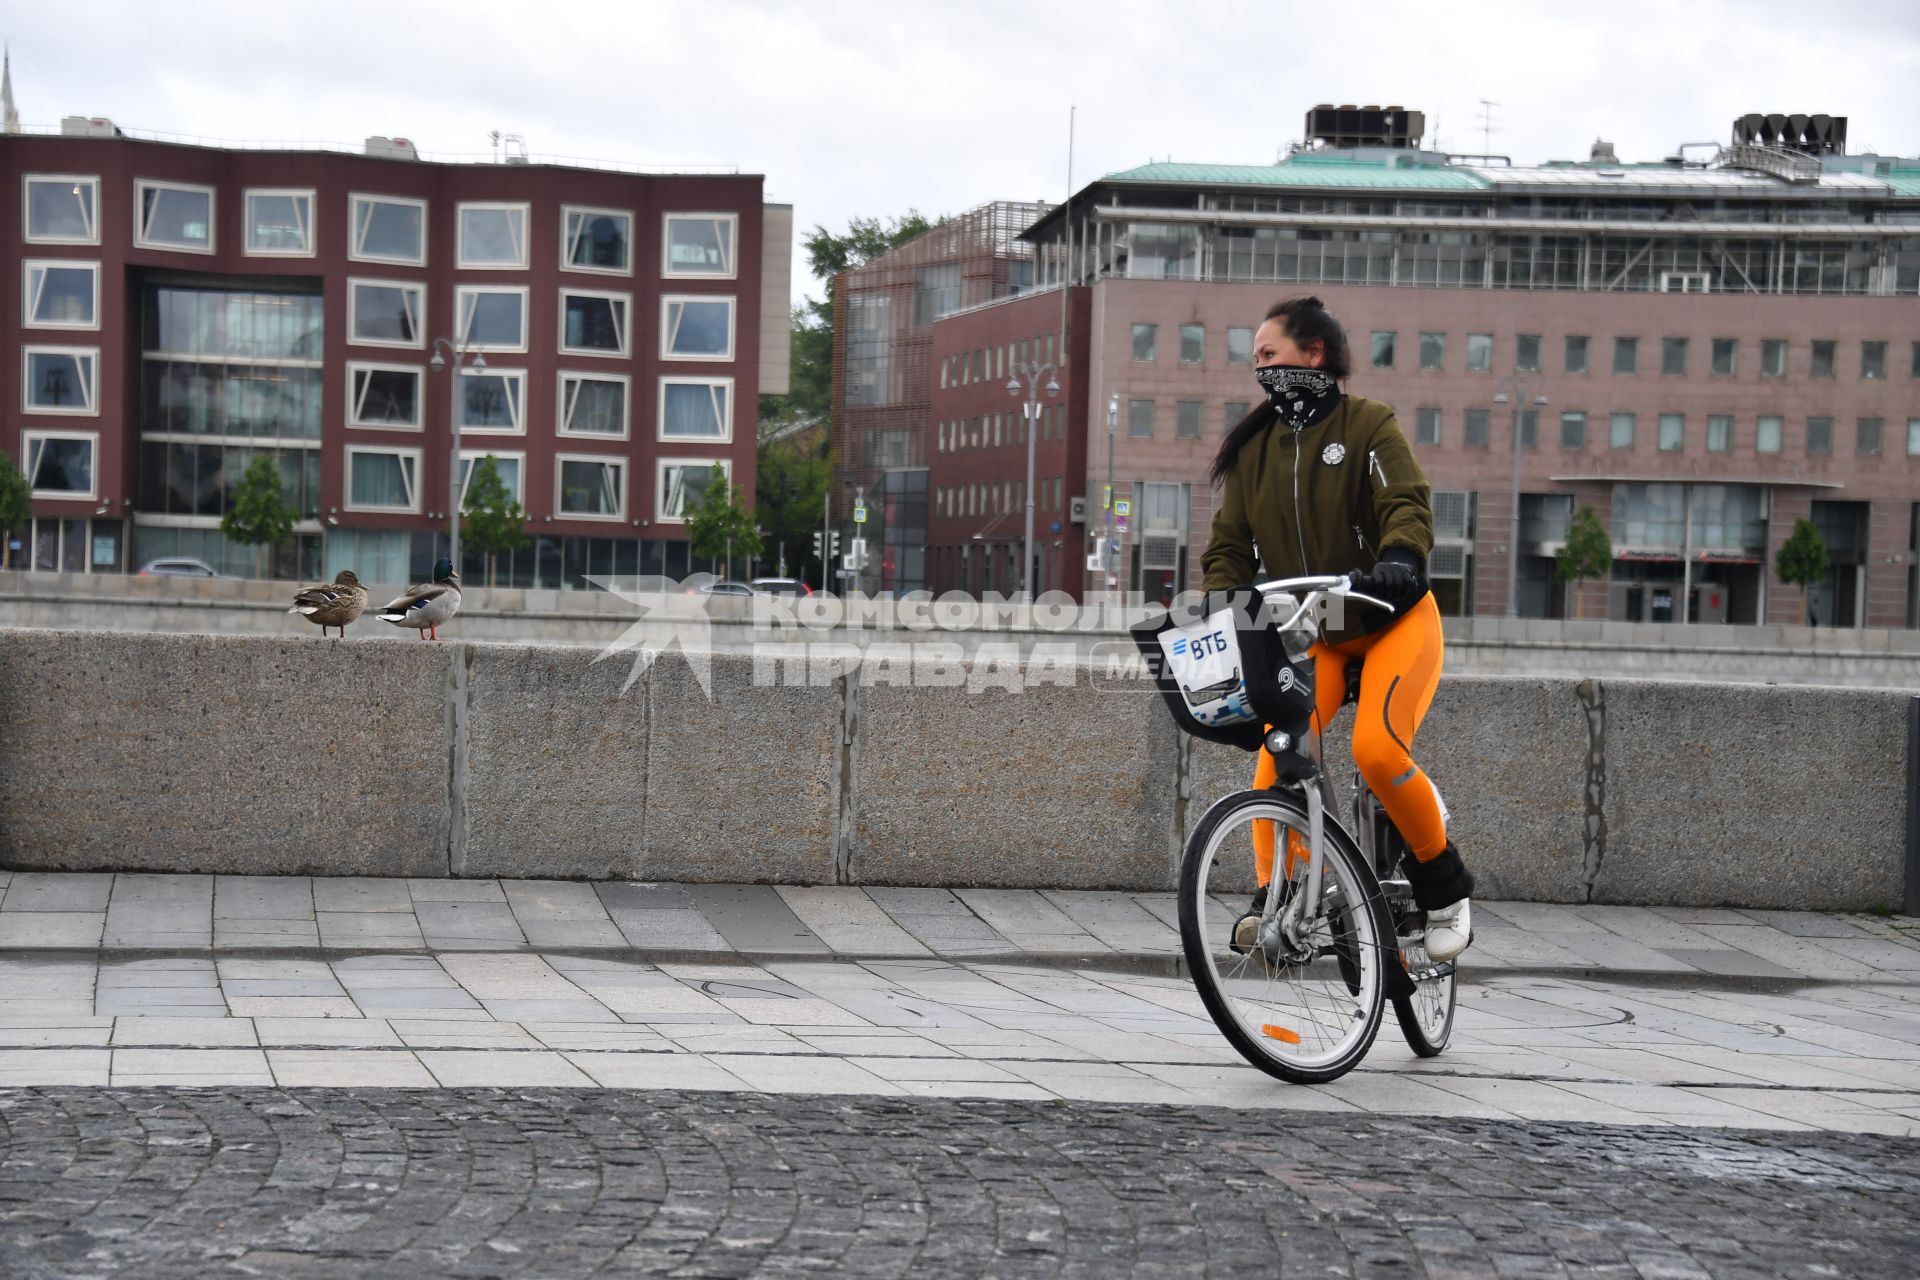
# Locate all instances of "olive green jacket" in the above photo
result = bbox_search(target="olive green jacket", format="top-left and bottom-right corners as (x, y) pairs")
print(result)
(1200, 395), (1434, 644)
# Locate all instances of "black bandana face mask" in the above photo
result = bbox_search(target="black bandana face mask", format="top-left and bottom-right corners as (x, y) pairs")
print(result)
(1254, 363), (1341, 429)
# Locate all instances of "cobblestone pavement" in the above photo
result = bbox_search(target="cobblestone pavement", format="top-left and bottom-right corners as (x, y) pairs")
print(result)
(0, 1087), (1915, 1279)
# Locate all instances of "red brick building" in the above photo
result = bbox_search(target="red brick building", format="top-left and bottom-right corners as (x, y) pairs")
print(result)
(3, 118), (789, 584)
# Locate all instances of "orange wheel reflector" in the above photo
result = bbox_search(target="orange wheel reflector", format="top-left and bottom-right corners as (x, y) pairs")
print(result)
(1260, 1024), (1302, 1044)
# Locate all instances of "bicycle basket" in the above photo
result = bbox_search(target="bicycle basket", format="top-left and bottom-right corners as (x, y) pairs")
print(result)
(1130, 587), (1317, 752)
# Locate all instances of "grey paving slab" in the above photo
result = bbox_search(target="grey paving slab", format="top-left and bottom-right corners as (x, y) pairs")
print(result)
(266, 1048), (437, 1087)
(407, 879), (506, 903)
(251, 1018), (403, 1047)
(412, 900), (526, 948)
(502, 880), (626, 949)
(213, 919), (321, 949)
(775, 887), (934, 956)
(954, 889), (1106, 953)
(317, 910), (427, 949)
(602, 906), (730, 951)
(311, 877), (415, 913)
(0, 912), (104, 947)
(0, 872), (113, 913)
(595, 882), (694, 912)
(0, 1049), (110, 1085)
(1657, 947), (1806, 979)
(112, 1017), (258, 1047)
(1039, 891), (1181, 953)
(415, 1049), (593, 1087)
(212, 875), (313, 921)
(683, 884), (832, 955)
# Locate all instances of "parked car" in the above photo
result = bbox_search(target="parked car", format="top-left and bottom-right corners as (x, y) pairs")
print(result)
(137, 558), (222, 577)
(697, 580), (757, 597)
(750, 577), (814, 597)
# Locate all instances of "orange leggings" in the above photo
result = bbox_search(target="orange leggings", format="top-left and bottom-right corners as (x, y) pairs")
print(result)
(1253, 593), (1448, 885)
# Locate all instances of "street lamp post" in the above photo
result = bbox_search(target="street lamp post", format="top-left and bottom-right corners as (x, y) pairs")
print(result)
(1005, 361), (1060, 599)
(430, 336), (488, 574)
(1106, 392), (1118, 603)
(1492, 377), (1549, 618)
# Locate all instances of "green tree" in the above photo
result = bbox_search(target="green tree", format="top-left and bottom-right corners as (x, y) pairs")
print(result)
(1554, 505), (1612, 619)
(0, 451), (30, 571)
(461, 454), (530, 587)
(1776, 517), (1830, 626)
(221, 452), (297, 579)
(756, 433), (831, 581)
(686, 481), (763, 580)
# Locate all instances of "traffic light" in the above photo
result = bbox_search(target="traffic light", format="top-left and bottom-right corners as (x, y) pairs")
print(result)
(812, 532), (823, 558)
(830, 531), (842, 557)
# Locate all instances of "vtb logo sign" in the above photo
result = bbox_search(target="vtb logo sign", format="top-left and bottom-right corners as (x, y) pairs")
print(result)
(1172, 629), (1230, 661)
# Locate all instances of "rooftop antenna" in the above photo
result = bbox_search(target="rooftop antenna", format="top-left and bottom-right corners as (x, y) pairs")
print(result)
(1477, 99), (1500, 160)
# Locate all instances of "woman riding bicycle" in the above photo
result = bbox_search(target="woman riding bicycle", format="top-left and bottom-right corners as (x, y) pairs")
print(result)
(1199, 296), (1473, 962)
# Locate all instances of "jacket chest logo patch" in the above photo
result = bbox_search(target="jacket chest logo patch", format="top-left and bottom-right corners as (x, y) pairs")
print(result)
(1321, 443), (1346, 465)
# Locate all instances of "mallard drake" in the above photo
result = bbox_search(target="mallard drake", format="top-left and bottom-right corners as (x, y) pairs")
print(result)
(376, 558), (462, 640)
(289, 570), (367, 638)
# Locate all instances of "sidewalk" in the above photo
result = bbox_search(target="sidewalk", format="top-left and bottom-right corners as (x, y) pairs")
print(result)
(0, 871), (1916, 1133)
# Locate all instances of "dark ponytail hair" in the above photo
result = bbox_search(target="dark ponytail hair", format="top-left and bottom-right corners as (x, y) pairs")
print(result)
(1208, 296), (1353, 484)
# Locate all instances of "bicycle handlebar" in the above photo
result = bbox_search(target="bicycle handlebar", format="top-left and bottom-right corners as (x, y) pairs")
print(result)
(1252, 573), (1396, 618)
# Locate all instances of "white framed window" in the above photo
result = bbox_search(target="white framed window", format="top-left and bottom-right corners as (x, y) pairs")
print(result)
(457, 203), (529, 269)
(134, 179), (215, 253)
(655, 458), (730, 524)
(22, 347), (99, 415)
(349, 193), (427, 265)
(658, 376), (733, 443)
(22, 260), (99, 330)
(458, 450), (525, 506)
(24, 175), (100, 244)
(556, 454), (628, 520)
(561, 205), (632, 274)
(662, 213), (738, 278)
(22, 430), (98, 500)
(455, 285), (529, 352)
(244, 189), (315, 256)
(660, 295), (735, 361)
(346, 362), (424, 430)
(457, 368), (526, 434)
(560, 288), (630, 357)
(558, 371), (631, 439)
(345, 445), (422, 513)
(348, 278), (426, 348)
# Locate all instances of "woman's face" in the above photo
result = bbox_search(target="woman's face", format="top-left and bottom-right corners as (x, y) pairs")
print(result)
(1252, 319), (1324, 370)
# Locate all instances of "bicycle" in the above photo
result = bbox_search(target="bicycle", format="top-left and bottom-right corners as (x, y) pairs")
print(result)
(1132, 575), (1458, 1084)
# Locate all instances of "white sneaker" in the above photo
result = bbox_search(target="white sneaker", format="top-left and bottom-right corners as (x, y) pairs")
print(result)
(1424, 899), (1472, 963)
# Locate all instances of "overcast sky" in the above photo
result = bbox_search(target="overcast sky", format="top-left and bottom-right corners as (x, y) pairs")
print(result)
(8, 0), (1918, 303)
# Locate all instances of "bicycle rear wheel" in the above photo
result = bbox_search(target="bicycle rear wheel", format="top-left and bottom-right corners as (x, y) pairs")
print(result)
(1179, 789), (1392, 1084)
(1391, 929), (1458, 1057)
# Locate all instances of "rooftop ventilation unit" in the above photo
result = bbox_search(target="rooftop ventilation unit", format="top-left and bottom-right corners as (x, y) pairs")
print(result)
(364, 135), (419, 160)
(1305, 103), (1425, 150)
(60, 115), (120, 138)
(1732, 113), (1846, 155)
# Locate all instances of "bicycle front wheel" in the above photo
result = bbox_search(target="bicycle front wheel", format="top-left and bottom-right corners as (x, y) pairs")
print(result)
(1179, 789), (1391, 1084)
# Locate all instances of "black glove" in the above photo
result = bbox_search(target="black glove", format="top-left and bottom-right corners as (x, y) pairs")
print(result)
(1350, 547), (1429, 619)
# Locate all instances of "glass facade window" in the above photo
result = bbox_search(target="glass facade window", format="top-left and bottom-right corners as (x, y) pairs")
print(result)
(1466, 333), (1492, 371)
(1419, 332), (1445, 370)
(1913, 342), (1920, 378)
(558, 457), (629, 519)
(559, 373), (629, 438)
(1226, 326), (1253, 365)
(844, 295), (889, 405)
(1516, 334), (1540, 372)
(24, 432), (96, 498)
(1613, 336), (1638, 374)
(1810, 340), (1836, 379)
(1128, 399), (1154, 438)
(661, 296), (733, 359)
(23, 260), (98, 329)
(1711, 338), (1737, 375)
(458, 204), (528, 269)
(1176, 400), (1202, 440)
(245, 190), (313, 255)
(1861, 341), (1886, 380)
(1857, 417), (1883, 455)
(1609, 412), (1635, 448)
(1224, 401), (1250, 430)
(1127, 223), (1200, 279)
(346, 447), (420, 511)
(458, 451), (524, 505)
(1707, 414), (1732, 453)
(1179, 324), (1204, 364)
(659, 378), (732, 441)
(1515, 409), (1538, 449)
(136, 181), (214, 252)
(1564, 334), (1589, 373)
(563, 206), (632, 274)
(1661, 337), (1688, 375)
(1658, 413), (1684, 452)
(348, 364), (421, 430)
(1756, 415), (1783, 453)
(137, 441), (317, 519)
(1370, 331), (1395, 369)
(23, 348), (98, 414)
(1908, 419), (1920, 456)
(141, 285), (325, 444)
(663, 214), (737, 277)
(457, 369), (525, 433)
(1806, 416), (1832, 455)
(1463, 408), (1489, 448)
(562, 290), (630, 356)
(913, 264), (961, 324)
(1760, 339), (1787, 377)
(24, 175), (99, 243)
(349, 280), (424, 348)
(655, 460), (723, 522)
(1611, 483), (1685, 549)
(148, 286), (324, 361)
(1415, 406), (1440, 445)
(1690, 484), (1766, 551)
(1131, 323), (1156, 361)
(455, 286), (528, 351)
(1559, 411), (1585, 449)
(350, 195), (426, 265)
